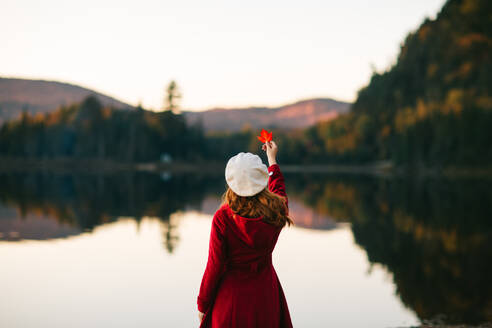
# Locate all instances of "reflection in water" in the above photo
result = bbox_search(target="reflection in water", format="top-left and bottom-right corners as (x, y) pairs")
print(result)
(0, 171), (491, 325)
(161, 213), (180, 253)
(0, 205), (81, 240)
(287, 174), (492, 325)
(195, 195), (339, 231)
(0, 172), (224, 251)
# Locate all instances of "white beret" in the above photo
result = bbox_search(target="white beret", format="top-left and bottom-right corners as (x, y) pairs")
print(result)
(225, 152), (268, 197)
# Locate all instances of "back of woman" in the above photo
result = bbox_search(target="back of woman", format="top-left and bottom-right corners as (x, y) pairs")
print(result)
(197, 141), (294, 328)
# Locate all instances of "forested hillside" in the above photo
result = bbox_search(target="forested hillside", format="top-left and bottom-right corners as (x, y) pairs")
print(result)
(0, 96), (203, 162)
(308, 0), (491, 166)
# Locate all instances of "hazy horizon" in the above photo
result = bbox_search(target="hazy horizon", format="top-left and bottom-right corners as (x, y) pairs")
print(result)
(1, 0), (445, 111)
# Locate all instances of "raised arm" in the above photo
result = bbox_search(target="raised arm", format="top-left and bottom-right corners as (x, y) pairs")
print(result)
(262, 140), (288, 208)
(197, 210), (228, 314)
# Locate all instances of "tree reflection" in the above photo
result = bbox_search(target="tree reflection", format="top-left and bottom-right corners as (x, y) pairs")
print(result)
(161, 214), (180, 253)
(286, 174), (492, 325)
(0, 171), (223, 251)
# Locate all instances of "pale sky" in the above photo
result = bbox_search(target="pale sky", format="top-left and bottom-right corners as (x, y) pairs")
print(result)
(1, 0), (445, 111)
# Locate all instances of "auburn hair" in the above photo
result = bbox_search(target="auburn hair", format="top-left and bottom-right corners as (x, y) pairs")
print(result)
(222, 187), (293, 228)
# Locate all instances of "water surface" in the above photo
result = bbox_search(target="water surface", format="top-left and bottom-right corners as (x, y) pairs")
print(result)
(0, 171), (491, 327)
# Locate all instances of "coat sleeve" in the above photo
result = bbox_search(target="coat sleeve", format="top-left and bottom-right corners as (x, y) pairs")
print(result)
(197, 210), (228, 313)
(268, 164), (289, 209)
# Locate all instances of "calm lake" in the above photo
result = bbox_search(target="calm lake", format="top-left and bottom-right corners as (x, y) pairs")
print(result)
(0, 170), (491, 327)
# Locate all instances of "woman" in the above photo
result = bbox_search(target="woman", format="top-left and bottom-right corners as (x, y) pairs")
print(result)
(197, 140), (293, 328)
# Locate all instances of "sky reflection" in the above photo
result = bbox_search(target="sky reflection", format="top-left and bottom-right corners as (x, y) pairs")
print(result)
(0, 212), (418, 328)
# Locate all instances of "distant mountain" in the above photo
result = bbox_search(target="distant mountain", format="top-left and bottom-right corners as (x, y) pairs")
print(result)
(0, 77), (132, 124)
(183, 98), (350, 132)
(0, 77), (350, 132)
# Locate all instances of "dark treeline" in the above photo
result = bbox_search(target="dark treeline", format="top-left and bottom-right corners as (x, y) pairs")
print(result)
(0, 96), (205, 162)
(0, 96), (309, 165)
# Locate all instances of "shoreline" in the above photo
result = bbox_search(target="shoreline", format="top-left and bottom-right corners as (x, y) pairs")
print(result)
(0, 157), (492, 178)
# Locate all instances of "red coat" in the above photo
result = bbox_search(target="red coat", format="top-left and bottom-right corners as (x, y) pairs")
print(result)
(197, 164), (293, 328)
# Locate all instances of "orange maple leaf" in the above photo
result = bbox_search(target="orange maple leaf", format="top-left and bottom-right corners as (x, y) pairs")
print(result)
(257, 129), (273, 143)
